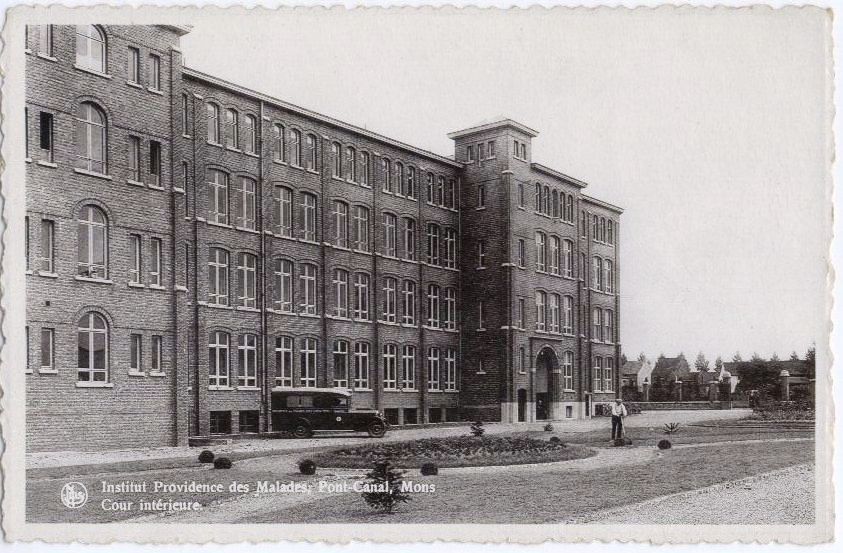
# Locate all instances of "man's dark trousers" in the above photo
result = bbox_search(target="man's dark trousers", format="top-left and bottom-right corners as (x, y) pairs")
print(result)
(611, 415), (624, 440)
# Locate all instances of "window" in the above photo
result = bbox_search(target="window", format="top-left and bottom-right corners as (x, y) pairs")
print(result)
(446, 179), (456, 209)
(518, 182), (525, 208)
(580, 252), (587, 281)
(549, 236), (560, 275)
(77, 205), (108, 278)
(548, 294), (560, 333)
(275, 186), (293, 237)
(426, 284), (440, 328)
(445, 349), (457, 391)
(332, 142), (342, 178)
(273, 124), (286, 161)
(521, 142), (527, 159)
(605, 357), (614, 391)
(477, 240), (486, 268)
(305, 133), (317, 171)
(593, 356), (603, 392)
(333, 201), (349, 248)
(600, 217), (607, 242)
(406, 166), (416, 199)
(208, 248), (229, 306)
(563, 239), (574, 278)
(39, 219), (54, 273)
(130, 333), (142, 372)
(300, 338), (317, 387)
(608, 220), (615, 245)
(604, 310), (614, 343)
(206, 102), (221, 144)
(353, 272), (370, 320)
(383, 213), (397, 257)
(207, 169), (229, 224)
(237, 253), (257, 308)
(488, 140), (496, 157)
(382, 158), (392, 192)
(544, 186), (551, 216)
(437, 176), (445, 206)
(275, 336), (293, 387)
(403, 217), (416, 260)
(535, 232), (546, 272)
(402, 280), (416, 325)
(181, 93), (190, 135)
(402, 345), (416, 389)
(148, 140), (161, 187)
(24, 108), (29, 160)
(395, 162), (404, 195)
(127, 136), (141, 181)
(552, 190), (560, 218)
(38, 25), (53, 56)
(518, 298), (525, 329)
(333, 340), (349, 388)
(299, 263), (317, 315)
(236, 177), (256, 230)
(444, 287), (457, 330)
(478, 142), (485, 160)
(273, 259), (294, 312)
(333, 269), (349, 318)
(427, 347), (441, 391)
(361, 151), (371, 186)
(224, 109), (239, 149)
(150, 237), (162, 286)
(535, 184), (541, 212)
(40, 328), (54, 371)
(352, 206), (370, 251)
(290, 129), (302, 166)
(518, 239), (526, 268)
(129, 234), (142, 283)
(444, 228), (457, 269)
(518, 346), (526, 374)
(536, 291), (547, 331)
(39, 111), (54, 161)
(243, 115), (257, 154)
(477, 184), (486, 208)
(592, 308), (603, 341)
(300, 192), (317, 241)
(478, 300), (486, 330)
(209, 411), (232, 435)
(466, 145), (474, 162)
(426, 223), (440, 266)
(353, 342), (370, 388)
(514, 139), (521, 158)
(148, 54), (161, 91)
(382, 277), (397, 322)
(151, 335), (163, 373)
(76, 102), (107, 173)
(77, 312), (108, 382)
(75, 25), (106, 72)
(593, 214), (600, 240)
(563, 351), (574, 390)
(346, 147), (357, 182)
(604, 260), (614, 293)
(563, 295), (574, 334)
(238, 334), (258, 387)
(383, 344), (397, 389)
(426, 172), (435, 204)
(592, 256), (603, 290)
(209, 331), (230, 387)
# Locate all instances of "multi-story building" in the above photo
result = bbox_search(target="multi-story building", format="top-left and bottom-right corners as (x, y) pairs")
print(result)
(24, 25), (622, 452)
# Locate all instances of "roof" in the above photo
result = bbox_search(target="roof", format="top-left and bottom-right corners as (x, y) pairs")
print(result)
(622, 360), (644, 376)
(532, 163), (589, 189)
(652, 356), (692, 379)
(447, 118), (539, 140)
(582, 194), (624, 214)
(183, 67), (463, 170)
(156, 25), (192, 36)
(271, 387), (352, 397)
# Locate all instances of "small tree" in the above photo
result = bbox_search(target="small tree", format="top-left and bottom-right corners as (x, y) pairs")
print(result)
(361, 460), (411, 514)
(694, 352), (710, 373)
(663, 422), (681, 435)
(732, 352), (743, 363)
(470, 420), (485, 437)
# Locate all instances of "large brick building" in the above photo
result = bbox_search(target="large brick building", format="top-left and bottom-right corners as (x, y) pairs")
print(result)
(24, 25), (622, 451)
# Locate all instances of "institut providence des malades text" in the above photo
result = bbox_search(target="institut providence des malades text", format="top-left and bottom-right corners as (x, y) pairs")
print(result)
(25, 25), (622, 452)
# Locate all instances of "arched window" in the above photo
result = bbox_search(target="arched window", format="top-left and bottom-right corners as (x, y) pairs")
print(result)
(534, 183), (541, 212)
(563, 295), (574, 334)
(275, 336), (293, 386)
(383, 343), (398, 389)
(273, 124), (286, 161)
(332, 201), (349, 248)
(77, 312), (108, 382)
(566, 195), (575, 223)
(426, 223), (440, 265)
(426, 283), (441, 328)
(306, 133), (318, 170)
(224, 108), (239, 149)
(237, 333), (258, 387)
(402, 279), (416, 325)
(273, 258), (294, 313)
(535, 291), (547, 331)
(382, 212), (397, 257)
(75, 25), (106, 73)
(382, 158), (392, 193)
(290, 129), (302, 166)
(592, 256), (603, 290)
(444, 287), (457, 330)
(208, 248), (230, 306)
(243, 115), (257, 154)
(360, 151), (371, 186)
(535, 231), (547, 272)
(206, 102), (221, 144)
(236, 253), (257, 308)
(549, 236), (560, 275)
(607, 220), (615, 245)
(605, 259), (614, 293)
(346, 146), (357, 182)
(600, 217), (607, 242)
(275, 185), (293, 237)
(382, 277), (397, 323)
(332, 340), (350, 388)
(207, 169), (229, 224)
(407, 166), (416, 199)
(300, 338), (318, 387)
(563, 239), (574, 277)
(332, 142), (342, 178)
(552, 190), (560, 218)
(299, 263), (318, 315)
(592, 307), (603, 341)
(77, 205), (108, 278)
(548, 293), (560, 332)
(299, 192), (317, 241)
(353, 272), (370, 320)
(353, 342), (370, 389)
(544, 186), (551, 216)
(395, 162), (405, 195)
(333, 268), (349, 318)
(237, 177), (256, 230)
(75, 102), (107, 173)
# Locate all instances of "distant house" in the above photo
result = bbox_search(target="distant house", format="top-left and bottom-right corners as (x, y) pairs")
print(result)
(621, 355), (654, 391)
(649, 355), (694, 401)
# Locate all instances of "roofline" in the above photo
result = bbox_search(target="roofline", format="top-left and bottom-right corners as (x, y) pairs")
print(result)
(447, 119), (539, 140)
(531, 163), (588, 189)
(156, 25), (192, 36)
(582, 194), (624, 214)
(183, 67), (463, 169)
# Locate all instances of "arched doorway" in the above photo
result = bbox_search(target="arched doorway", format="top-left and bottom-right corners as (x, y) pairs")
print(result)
(535, 347), (559, 420)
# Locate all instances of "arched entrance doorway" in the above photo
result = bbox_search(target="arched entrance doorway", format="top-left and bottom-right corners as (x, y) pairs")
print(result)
(535, 347), (559, 420)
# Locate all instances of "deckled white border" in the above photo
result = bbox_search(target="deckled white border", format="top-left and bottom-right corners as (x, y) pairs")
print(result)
(0, 2), (835, 545)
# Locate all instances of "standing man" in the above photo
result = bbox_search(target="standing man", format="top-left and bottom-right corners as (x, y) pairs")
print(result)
(611, 398), (628, 441)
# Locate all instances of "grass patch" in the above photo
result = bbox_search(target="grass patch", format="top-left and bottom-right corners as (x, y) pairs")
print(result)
(310, 435), (595, 468)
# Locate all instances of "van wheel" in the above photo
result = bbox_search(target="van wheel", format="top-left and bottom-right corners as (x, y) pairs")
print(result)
(367, 421), (386, 438)
(292, 423), (312, 439)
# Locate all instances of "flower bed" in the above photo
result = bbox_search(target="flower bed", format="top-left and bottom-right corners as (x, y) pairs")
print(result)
(310, 436), (596, 469)
(748, 400), (815, 421)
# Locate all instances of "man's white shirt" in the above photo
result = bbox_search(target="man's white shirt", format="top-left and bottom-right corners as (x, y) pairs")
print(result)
(611, 403), (628, 417)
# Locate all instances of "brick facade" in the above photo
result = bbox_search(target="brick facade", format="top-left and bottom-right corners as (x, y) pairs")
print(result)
(25, 25), (622, 451)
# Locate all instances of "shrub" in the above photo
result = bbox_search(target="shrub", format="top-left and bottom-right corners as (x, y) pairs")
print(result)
(543, 423), (554, 432)
(662, 422), (681, 435)
(198, 450), (215, 463)
(657, 439), (672, 450)
(549, 436), (564, 446)
(298, 459), (317, 475)
(626, 402), (643, 415)
(361, 461), (412, 514)
(470, 420), (485, 437)
(213, 457), (233, 469)
(420, 462), (439, 476)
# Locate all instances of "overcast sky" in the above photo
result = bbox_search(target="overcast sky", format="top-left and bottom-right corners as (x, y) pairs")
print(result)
(179, 7), (831, 362)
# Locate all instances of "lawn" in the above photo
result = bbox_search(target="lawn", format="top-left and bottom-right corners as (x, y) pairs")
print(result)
(255, 439), (814, 524)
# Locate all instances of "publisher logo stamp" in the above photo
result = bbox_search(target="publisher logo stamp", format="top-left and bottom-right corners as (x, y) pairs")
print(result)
(60, 482), (88, 509)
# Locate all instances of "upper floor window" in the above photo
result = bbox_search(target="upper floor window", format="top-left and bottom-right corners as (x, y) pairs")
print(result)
(563, 239), (574, 278)
(563, 295), (574, 334)
(353, 206), (370, 251)
(403, 346), (417, 389)
(548, 293), (560, 333)
(403, 217), (416, 261)
(444, 287), (457, 330)
(305, 133), (317, 170)
(77, 205), (108, 279)
(346, 147), (357, 182)
(477, 184), (486, 208)
(333, 201), (349, 248)
(518, 182), (525, 208)
(535, 291), (547, 331)
(207, 169), (229, 225)
(275, 186), (293, 237)
(299, 263), (317, 315)
(333, 269), (349, 318)
(592, 307), (603, 341)
(361, 151), (371, 186)
(237, 253), (257, 308)
(395, 162), (404, 195)
(127, 46), (140, 84)
(276, 336), (294, 387)
(592, 256), (604, 290)
(148, 140), (161, 187)
(563, 351), (574, 390)
(150, 237), (162, 286)
(517, 238), (525, 268)
(209, 331), (230, 388)
(564, 195), (575, 223)
(402, 280), (416, 325)
(300, 192), (317, 242)
(604, 259), (614, 293)
(237, 177), (256, 230)
(426, 223), (440, 266)
(208, 248), (230, 306)
(604, 310), (614, 343)
(382, 158), (392, 193)
(225, 109), (239, 149)
(488, 140), (496, 158)
(426, 284), (440, 328)
(383, 344), (398, 390)
(290, 129), (302, 166)
(273, 124), (286, 162)
(444, 228), (457, 269)
(273, 258), (294, 313)
(354, 272), (370, 320)
(148, 54), (161, 91)
(40, 219), (54, 273)
(477, 240), (487, 269)
(238, 334), (258, 387)
(244, 115), (257, 154)
(406, 166), (417, 199)
(549, 236), (560, 275)
(332, 142), (343, 178)
(37, 25), (53, 56)
(466, 145), (475, 162)
(206, 103), (221, 144)
(552, 190), (560, 218)
(382, 277), (397, 323)
(181, 93), (190, 135)
(300, 338), (318, 387)
(446, 179), (456, 209)
(535, 231), (547, 272)
(78, 312), (109, 382)
(426, 172), (435, 204)
(382, 213), (397, 257)
(76, 25), (106, 73)
(607, 220), (615, 245)
(76, 102), (107, 174)
(333, 340), (349, 388)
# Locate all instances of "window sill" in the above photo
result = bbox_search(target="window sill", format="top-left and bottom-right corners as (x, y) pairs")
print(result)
(182, 134), (193, 139)
(226, 146), (242, 153)
(38, 53), (58, 62)
(476, 328), (487, 333)
(128, 370), (147, 377)
(206, 303), (234, 310)
(149, 372), (166, 378)
(244, 152), (260, 158)
(444, 389), (460, 393)
(128, 282), (145, 288)
(209, 386), (233, 391)
(126, 80), (143, 89)
(75, 276), (113, 284)
(234, 226), (259, 234)
(147, 87), (164, 96)
(272, 159), (288, 166)
(383, 388), (402, 393)
(475, 371), (487, 375)
(148, 184), (165, 191)
(428, 389), (443, 393)
(236, 386), (261, 390)
(299, 313), (320, 319)
(25, 369), (33, 374)
(148, 284), (166, 290)
(475, 206), (487, 211)
(39, 368), (58, 375)
(73, 64), (112, 79)
(76, 381), (114, 388)
(175, 285), (188, 292)
(37, 271), (58, 279)
(25, 158), (32, 164)
(36, 160), (57, 168)
(236, 306), (260, 312)
(127, 179), (145, 187)
(207, 141), (223, 148)
(563, 389), (576, 393)
(173, 187), (185, 194)
(74, 168), (112, 181)
(207, 220), (233, 230)
(476, 266), (487, 271)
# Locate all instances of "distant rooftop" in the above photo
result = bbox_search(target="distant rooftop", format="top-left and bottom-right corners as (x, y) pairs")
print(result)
(447, 118), (539, 140)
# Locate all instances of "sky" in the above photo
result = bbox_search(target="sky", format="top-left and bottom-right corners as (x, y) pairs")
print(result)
(179, 7), (832, 362)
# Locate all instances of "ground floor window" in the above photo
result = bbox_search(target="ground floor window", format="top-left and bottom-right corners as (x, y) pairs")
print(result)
(238, 410), (259, 433)
(383, 408), (399, 426)
(210, 410), (232, 434)
(428, 408), (442, 423)
(403, 408), (418, 425)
